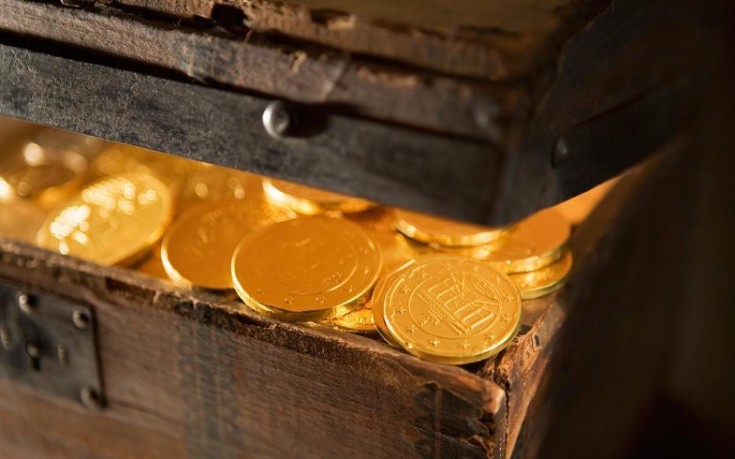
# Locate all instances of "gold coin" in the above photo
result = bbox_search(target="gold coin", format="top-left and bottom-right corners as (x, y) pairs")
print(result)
(90, 144), (202, 193)
(375, 255), (521, 364)
(509, 251), (573, 299)
(0, 139), (89, 207)
(232, 216), (382, 321)
(393, 209), (509, 247)
(327, 232), (418, 333)
(263, 178), (376, 215)
(329, 302), (377, 333)
(460, 208), (570, 273)
(36, 174), (172, 266)
(162, 199), (295, 290)
(177, 166), (259, 208)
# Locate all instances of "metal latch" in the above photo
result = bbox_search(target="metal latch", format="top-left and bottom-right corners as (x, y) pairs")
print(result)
(0, 282), (104, 410)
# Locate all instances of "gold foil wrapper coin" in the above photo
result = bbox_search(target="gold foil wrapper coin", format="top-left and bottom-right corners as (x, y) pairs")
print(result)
(509, 251), (573, 299)
(461, 208), (571, 273)
(90, 144), (203, 194)
(393, 209), (509, 247)
(162, 198), (295, 290)
(0, 139), (89, 208)
(375, 255), (522, 365)
(36, 174), (172, 266)
(232, 216), (382, 321)
(263, 178), (376, 215)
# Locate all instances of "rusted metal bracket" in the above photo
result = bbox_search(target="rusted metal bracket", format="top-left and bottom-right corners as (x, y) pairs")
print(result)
(0, 281), (104, 410)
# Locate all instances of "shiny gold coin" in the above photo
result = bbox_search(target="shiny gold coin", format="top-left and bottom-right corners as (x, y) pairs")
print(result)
(460, 208), (570, 273)
(0, 140), (89, 207)
(263, 178), (376, 215)
(509, 251), (573, 299)
(327, 231), (420, 333)
(36, 174), (172, 266)
(162, 199), (295, 290)
(393, 209), (509, 247)
(329, 302), (377, 333)
(375, 255), (521, 365)
(90, 144), (202, 193)
(232, 216), (382, 321)
(177, 166), (259, 208)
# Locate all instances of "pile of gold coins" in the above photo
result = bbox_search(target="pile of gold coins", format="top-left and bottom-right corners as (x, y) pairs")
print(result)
(0, 124), (594, 366)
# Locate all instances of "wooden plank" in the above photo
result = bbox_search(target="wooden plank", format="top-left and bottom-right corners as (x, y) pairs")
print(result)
(105, 0), (612, 80)
(0, 380), (186, 459)
(0, 0), (524, 142)
(0, 240), (506, 458)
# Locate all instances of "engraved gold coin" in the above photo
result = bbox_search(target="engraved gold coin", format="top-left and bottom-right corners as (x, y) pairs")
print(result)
(0, 139), (89, 207)
(232, 216), (382, 321)
(393, 209), (509, 247)
(36, 174), (172, 266)
(509, 251), (573, 299)
(263, 178), (376, 215)
(162, 199), (295, 290)
(460, 208), (571, 273)
(375, 255), (521, 364)
(328, 232), (418, 333)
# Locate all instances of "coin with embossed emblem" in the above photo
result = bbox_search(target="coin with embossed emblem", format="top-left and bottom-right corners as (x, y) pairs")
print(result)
(161, 198), (295, 290)
(263, 178), (376, 215)
(393, 209), (509, 247)
(460, 208), (570, 273)
(232, 216), (382, 321)
(509, 251), (573, 299)
(374, 255), (521, 365)
(36, 174), (172, 266)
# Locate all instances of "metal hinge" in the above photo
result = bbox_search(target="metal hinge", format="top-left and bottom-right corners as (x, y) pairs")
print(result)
(0, 281), (104, 410)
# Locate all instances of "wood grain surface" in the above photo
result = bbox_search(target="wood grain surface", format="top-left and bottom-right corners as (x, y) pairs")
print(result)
(104, 0), (611, 80)
(0, 0), (525, 141)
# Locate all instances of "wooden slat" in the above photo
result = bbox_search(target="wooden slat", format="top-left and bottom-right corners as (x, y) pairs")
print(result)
(105, 0), (611, 80)
(0, 0), (524, 142)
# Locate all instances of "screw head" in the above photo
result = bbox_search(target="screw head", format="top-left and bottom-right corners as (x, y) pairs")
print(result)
(80, 386), (103, 411)
(72, 309), (90, 330)
(17, 292), (33, 314)
(25, 341), (41, 358)
(262, 101), (292, 139)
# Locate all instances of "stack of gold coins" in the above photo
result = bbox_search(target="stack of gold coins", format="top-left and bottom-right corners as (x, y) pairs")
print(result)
(372, 255), (522, 364)
(263, 178), (376, 215)
(394, 208), (573, 300)
(232, 216), (382, 321)
(393, 209), (510, 247)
